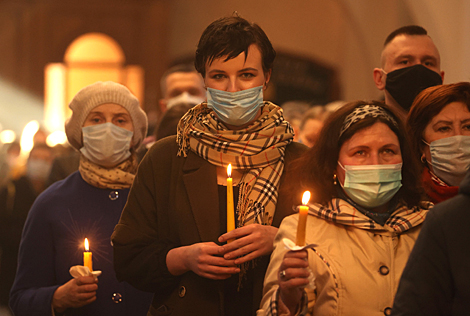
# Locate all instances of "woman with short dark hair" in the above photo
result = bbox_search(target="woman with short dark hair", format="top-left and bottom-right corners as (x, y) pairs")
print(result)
(112, 16), (306, 316)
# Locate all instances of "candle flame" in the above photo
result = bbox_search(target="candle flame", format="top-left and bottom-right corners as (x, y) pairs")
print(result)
(84, 238), (89, 252)
(302, 191), (311, 205)
(227, 164), (232, 178)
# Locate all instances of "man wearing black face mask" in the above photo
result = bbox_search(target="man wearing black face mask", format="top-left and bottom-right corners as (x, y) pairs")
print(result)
(373, 25), (445, 112)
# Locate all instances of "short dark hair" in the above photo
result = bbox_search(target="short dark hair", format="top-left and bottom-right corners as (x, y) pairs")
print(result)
(291, 100), (423, 207)
(160, 64), (199, 95)
(384, 25), (428, 46)
(194, 16), (276, 78)
(407, 82), (470, 163)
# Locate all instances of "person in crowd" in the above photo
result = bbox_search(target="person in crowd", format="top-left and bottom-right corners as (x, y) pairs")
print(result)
(281, 101), (310, 142)
(406, 82), (470, 203)
(46, 146), (80, 187)
(138, 64), (206, 158)
(159, 63), (206, 113)
(297, 106), (327, 147)
(9, 81), (153, 316)
(0, 143), (53, 314)
(391, 169), (470, 316)
(0, 142), (21, 188)
(111, 16), (306, 316)
(155, 102), (194, 140)
(373, 25), (444, 112)
(259, 101), (431, 316)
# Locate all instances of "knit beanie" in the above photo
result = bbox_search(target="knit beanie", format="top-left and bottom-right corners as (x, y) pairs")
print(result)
(65, 81), (148, 150)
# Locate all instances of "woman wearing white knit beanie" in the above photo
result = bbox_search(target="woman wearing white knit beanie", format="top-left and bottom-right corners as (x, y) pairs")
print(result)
(10, 81), (153, 316)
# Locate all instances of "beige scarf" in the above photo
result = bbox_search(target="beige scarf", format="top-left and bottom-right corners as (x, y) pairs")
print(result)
(79, 155), (137, 189)
(177, 101), (294, 228)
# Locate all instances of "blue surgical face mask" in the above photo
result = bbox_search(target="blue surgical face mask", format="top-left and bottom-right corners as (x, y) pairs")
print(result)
(80, 122), (133, 168)
(206, 86), (264, 126)
(424, 135), (470, 186)
(339, 162), (403, 208)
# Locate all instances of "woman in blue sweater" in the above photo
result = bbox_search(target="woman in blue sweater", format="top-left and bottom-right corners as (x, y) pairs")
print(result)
(10, 81), (153, 315)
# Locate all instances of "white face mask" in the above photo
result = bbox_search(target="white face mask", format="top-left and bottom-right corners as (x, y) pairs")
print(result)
(166, 92), (205, 110)
(80, 122), (134, 168)
(424, 135), (470, 186)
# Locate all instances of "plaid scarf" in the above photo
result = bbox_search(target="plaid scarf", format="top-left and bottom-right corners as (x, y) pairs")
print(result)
(176, 101), (294, 227)
(307, 198), (432, 233)
(79, 155), (137, 189)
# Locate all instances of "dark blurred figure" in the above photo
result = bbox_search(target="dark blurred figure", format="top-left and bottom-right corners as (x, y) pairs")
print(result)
(297, 106), (326, 147)
(0, 142), (21, 188)
(392, 169), (470, 316)
(0, 144), (53, 313)
(46, 145), (80, 187)
(280, 101), (310, 142)
(136, 102), (194, 162)
(155, 102), (194, 140)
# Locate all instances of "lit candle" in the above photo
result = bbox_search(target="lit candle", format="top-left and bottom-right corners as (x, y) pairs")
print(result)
(83, 238), (93, 272)
(296, 191), (311, 246)
(227, 164), (235, 241)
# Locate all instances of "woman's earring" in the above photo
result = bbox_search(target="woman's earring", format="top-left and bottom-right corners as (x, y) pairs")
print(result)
(420, 154), (426, 164)
(333, 173), (337, 185)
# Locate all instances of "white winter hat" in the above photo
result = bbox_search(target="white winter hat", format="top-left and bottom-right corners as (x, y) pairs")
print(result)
(65, 81), (148, 150)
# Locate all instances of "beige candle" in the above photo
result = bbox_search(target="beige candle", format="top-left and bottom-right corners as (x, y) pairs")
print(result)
(83, 238), (93, 272)
(295, 191), (311, 246)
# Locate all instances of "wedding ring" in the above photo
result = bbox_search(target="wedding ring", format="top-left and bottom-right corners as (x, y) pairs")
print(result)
(279, 270), (286, 279)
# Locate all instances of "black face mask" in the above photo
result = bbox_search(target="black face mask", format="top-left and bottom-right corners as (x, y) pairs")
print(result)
(385, 64), (443, 111)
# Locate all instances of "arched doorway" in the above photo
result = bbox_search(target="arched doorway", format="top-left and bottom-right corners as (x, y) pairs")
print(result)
(44, 33), (144, 136)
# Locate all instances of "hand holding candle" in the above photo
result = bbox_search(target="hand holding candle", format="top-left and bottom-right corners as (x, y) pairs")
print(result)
(83, 238), (93, 272)
(296, 191), (311, 246)
(226, 164), (235, 240)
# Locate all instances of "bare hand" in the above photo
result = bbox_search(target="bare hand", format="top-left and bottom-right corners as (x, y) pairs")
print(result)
(184, 242), (240, 280)
(218, 224), (278, 265)
(278, 250), (310, 314)
(52, 276), (98, 313)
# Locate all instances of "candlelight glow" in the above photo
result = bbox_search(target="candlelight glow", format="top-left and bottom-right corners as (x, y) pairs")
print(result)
(20, 120), (39, 158)
(46, 130), (67, 147)
(0, 130), (16, 144)
(227, 164), (232, 178)
(302, 191), (311, 205)
(84, 238), (89, 251)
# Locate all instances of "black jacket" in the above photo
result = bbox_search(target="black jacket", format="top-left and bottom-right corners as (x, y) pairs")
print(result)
(392, 171), (470, 316)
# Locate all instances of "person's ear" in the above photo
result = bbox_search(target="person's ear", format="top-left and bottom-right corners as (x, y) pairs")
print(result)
(440, 70), (445, 83)
(263, 69), (272, 90)
(373, 68), (386, 90)
(159, 99), (167, 113)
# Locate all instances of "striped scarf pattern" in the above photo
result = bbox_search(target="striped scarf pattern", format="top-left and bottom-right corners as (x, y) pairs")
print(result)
(307, 198), (432, 233)
(176, 101), (294, 227)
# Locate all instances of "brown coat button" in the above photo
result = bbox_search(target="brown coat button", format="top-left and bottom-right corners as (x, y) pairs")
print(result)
(379, 265), (390, 275)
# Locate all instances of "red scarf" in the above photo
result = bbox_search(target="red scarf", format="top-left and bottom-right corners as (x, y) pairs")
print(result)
(422, 167), (459, 203)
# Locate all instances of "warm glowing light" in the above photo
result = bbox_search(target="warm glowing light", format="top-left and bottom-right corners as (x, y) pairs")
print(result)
(20, 121), (39, 157)
(84, 238), (89, 251)
(302, 191), (311, 205)
(44, 63), (66, 132)
(227, 164), (232, 178)
(46, 131), (67, 147)
(0, 130), (16, 144)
